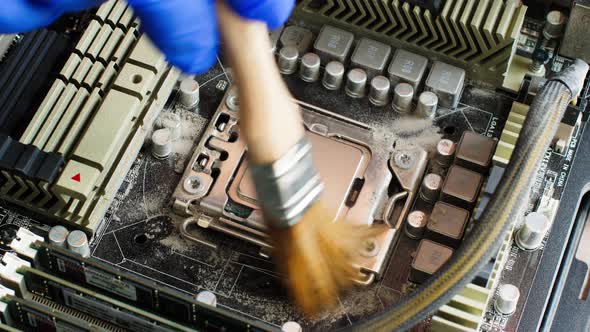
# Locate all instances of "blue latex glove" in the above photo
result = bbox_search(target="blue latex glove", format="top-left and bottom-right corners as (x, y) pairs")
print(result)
(0, 0), (295, 73)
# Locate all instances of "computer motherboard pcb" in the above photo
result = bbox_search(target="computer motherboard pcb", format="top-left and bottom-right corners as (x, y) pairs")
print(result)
(0, 0), (589, 331)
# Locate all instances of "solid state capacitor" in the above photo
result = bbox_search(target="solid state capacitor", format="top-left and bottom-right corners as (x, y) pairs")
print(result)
(67, 230), (90, 258)
(495, 284), (520, 315)
(369, 75), (391, 106)
(420, 173), (443, 203)
(156, 113), (182, 141)
(416, 91), (438, 119)
(435, 139), (456, 167)
(151, 128), (173, 159)
(48, 225), (69, 248)
(392, 83), (414, 113)
(516, 212), (550, 250)
(543, 11), (567, 40)
(179, 77), (200, 108)
(345, 68), (368, 98)
(278, 46), (299, 75)
(405, 210), (428, 239)
(322, 61), (345, 90)
(299, 53), (321, 82)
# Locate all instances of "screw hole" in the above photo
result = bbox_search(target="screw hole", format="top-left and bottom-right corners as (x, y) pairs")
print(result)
(134, 233), (148, 244)
(132, 74), (143, 84)
(228, 131), (239, 143)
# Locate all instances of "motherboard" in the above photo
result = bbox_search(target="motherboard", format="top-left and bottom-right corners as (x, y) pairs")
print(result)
(0, 0), (589, 331)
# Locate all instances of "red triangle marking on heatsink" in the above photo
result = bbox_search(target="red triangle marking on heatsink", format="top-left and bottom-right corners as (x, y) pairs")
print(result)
(71, 173), (81, 182)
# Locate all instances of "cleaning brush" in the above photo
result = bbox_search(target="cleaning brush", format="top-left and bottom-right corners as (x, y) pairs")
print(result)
(217, 2), (370, 315)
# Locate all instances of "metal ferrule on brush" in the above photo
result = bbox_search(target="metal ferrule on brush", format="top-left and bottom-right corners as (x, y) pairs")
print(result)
(250, 137), (324, 228)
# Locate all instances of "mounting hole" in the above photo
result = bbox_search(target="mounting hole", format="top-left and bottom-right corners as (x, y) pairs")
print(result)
(228, 131), (239, 143)
(444, 126), (456, 135)
(219, 151), (229, 161)
(134, 233), (148, 244)
(132, 74), (143, 84)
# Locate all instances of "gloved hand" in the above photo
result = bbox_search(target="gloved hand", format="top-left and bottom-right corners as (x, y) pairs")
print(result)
(0, 0), (295, 73)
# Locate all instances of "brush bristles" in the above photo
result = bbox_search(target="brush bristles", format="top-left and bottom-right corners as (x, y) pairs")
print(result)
(269, 203), (373, 316)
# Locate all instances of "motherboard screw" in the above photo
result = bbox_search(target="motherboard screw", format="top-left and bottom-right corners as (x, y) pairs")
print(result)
(225, 89), (240, 111)
(183, 175), (207, 196)
(394, 152), (414, 169)
(360, 238), (380, 257)
(529, 48), (550, 75)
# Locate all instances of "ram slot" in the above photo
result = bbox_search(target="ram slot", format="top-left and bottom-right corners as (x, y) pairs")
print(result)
(32, 242), (275, 331)
(19, 266), (193, 332)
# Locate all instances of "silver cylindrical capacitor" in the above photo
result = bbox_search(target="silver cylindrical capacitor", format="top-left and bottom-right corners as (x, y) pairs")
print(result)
(322, 61), (345, 90)
(435, 139), (456, 167)
(495, 284), (520, 315)
(543, 11), (567, 40)
(196, 291), (217, 307)
(345, 68), (368, 98)
(281, 322), (303, 332)
(419, 173), (443, 203)
(416, 91), (439, 119)
(67, 230), (90, 258)
(48, 225), (69, 248)
(299, 53), (321, 82)
(151, 128), (173, 159)
(179, 77), (200, 108)
(369, 75), (391, 106)
(156, 113), (182, 141)
(392, 83), (414, 113)
(278, 46), (299, 75)
(516, 212), (550, 250)
(405, 211), (428, 239)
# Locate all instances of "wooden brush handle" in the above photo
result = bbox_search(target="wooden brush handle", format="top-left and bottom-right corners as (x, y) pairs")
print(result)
(217, 2), (305, 165)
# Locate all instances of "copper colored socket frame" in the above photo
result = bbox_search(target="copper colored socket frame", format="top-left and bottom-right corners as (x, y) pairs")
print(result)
(172, 88), (427, 285)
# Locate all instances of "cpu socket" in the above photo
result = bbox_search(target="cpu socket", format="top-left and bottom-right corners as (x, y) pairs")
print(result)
(172, 88), (427, 284)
